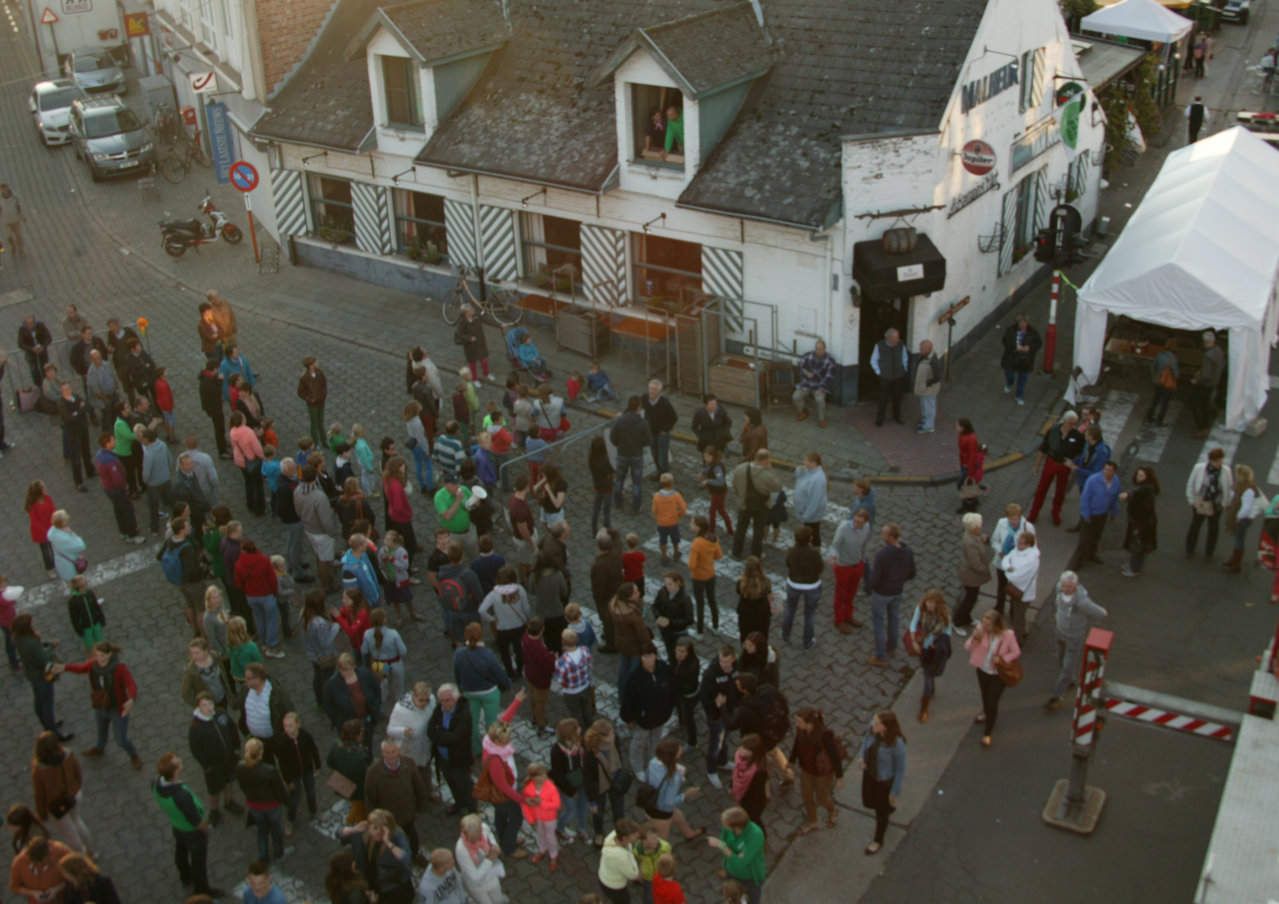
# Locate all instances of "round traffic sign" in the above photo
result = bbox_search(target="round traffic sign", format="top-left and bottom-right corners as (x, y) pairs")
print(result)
(961, 140), (996, 177)
(228, 160), (258, 193)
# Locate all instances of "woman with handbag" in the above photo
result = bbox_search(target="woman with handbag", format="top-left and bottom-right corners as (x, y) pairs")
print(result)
(952, 513), (993, 634)
(401, 401), (435, 495)
(989, 503), (1035, 613)
(1121, 467), (1160, 578)
(1224, 464), (1264, 573)
(62, 641), (141, 768)
(478, 710), (530, 859)
(963, 609), (1021, 748)
(583, 719), (630, 846)
(327, 719), (371, 825)
(1186, 447), (1232, 559)
(999, 533), (1040, 643)
(25, 480), (57, 578)
(47, 510), (87, 583)
(31, 731), (93, 855)
(791, 708), (845, 834)
(908, 591), (952, 722)
(236, 737), (288, 863)
(301, 589), (340, 708)
(641, 737), (706, 842)
(228, 411), (267, 517)
(12, 613), (68, 737)
(856, 712), (906, 856)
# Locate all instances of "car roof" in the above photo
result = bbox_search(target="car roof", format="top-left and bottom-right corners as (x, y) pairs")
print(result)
(33, 78), (79, 94)
(72, 95), (128, 113)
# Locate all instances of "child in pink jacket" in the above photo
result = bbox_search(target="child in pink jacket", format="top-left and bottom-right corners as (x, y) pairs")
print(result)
(520, 762), (562, 869)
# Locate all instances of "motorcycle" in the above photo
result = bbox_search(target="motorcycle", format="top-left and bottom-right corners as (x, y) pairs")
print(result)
(159, 193), (243, 257)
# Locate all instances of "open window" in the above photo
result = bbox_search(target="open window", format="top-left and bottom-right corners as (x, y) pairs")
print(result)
(308, 175), (354, 239)
(633, 233), (702, 307)
(394, 189), (447, 261)
(523, 213), (582, 293)
(631, 84), (685, 167)
(382, 56), (423, 129)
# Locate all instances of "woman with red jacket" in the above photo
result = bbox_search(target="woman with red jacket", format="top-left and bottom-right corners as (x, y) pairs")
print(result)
(332, 588), (372, 665)
(956, 418), (986, 513)
(479, 691), (528, 859)
(63, 642), (142, 769)
(382, 457), (418, 567)
(24, 481), (57, 578)
(234, 540), (282, 657)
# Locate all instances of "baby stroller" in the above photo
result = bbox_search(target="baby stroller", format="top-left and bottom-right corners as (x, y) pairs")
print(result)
(505, 326), (552, 383)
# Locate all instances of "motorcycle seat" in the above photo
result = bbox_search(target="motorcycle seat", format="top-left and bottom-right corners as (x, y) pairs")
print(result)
(162, 218), (203, 233)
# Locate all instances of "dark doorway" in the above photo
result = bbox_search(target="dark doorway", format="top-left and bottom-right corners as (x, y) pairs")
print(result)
(858, 297), (909, 399)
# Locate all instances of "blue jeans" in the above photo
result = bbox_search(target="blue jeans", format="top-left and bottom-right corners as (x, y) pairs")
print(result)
(30, 678), (56, 732)
(592, 491), (613, 535)
(870, 591), (902, 659)
(705, 719), (729, 773)
(1234, 517), (1254, 552)
(248, 594), (280, 649)
(556, 790), (590, 833)
(591, 383), (620, 403)
(918, 394), (937, 431)
(94, 708), (138, 757)
(782, 583), (823, 649)
(650, 433), (671, 474)
(614, 455), (645, 512)
(1003, 369), (1030, 400)
(250, 805), (285, 862)
(410, 445), (435, 492)
(618, 654), (641, 700)
(286, 771), (317, 821)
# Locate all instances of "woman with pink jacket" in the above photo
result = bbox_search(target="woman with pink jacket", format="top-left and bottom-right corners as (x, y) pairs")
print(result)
(228, 411), (266, 517)
(963, 609), (1020, 748)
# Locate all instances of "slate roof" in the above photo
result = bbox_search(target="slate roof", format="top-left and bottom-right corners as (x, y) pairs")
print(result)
(595, 4), (774, 99)
(249, 0), (382, 151)
(258, 0), (991, 227)
(379, 0), (509, 65)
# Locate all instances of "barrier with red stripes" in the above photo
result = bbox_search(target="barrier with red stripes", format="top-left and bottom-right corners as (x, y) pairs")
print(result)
(1071, 628), (1113, 748)
(1103, 699), (1234, 742)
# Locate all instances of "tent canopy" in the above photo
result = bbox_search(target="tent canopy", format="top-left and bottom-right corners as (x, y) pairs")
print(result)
(1072, 127), (1279, 429)
(1080, 0), (1194, 43)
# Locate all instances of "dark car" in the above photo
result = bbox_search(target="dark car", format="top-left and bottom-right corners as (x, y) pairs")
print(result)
(1220, 0), (1250, 23)
(68, 96), (156, 181)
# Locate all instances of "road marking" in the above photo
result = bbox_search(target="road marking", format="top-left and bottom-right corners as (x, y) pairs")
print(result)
(1199, 424), (1242, 469)
(1135, 401), (1183, 464)
(1099, 390), (1138, 444)
(15, 543), (161, 614)
(1267, 439), (1279, 486)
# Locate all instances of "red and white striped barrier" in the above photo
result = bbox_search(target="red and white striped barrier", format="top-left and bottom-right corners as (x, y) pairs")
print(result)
(1103, 699), (1234, 742)
(1071, 629), (1113, 749)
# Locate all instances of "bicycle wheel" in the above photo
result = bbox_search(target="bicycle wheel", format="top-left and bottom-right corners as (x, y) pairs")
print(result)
(159, 155), (186, 184)
(488, 288), (524, 327)
(442, 288), (464, 325)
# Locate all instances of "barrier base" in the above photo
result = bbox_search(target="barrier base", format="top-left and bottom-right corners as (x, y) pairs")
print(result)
(1042, 779), (1106, 834)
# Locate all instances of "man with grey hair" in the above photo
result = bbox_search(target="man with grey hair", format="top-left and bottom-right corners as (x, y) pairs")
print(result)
(183, 435), (219, 504)
(85, 347), (119, 422)
(870, 328), (908, 426)
(793, 339), (838, 428)
(1190, 330), (1225, 438)
(364, 736), (430, 866)
(1045, 571), (1108, 711)
(171, 452), (211, 538)
(643, 379), (677, 476)
(273, 457), (311, 582)
(911, 339), (943, 434)
(427, 683), (475, 815)
(1028, 411), (1084, 526)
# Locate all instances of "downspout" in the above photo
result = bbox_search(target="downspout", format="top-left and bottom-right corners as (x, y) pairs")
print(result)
(240, 0), (268, 102)
(469, 173), (485, 291)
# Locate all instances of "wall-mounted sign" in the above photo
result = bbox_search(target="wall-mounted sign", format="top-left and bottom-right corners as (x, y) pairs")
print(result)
(961, 61), (1018, 114)
(1054, 83), (1087, 161)
(205, 100), (239, 185)
(190, 71), (218, 94)
(123, 11), (149, 36)
(947, 172), (1000, 219)
(60, 0), (91, 14)
(896, 263), (925, 282)
(961, 140), (996, 176)
(1055, 80), (1085, 107)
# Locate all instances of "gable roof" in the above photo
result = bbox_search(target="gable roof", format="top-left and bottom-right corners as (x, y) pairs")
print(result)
(376, 0), (509, 66)
(594, 3), (774, 100)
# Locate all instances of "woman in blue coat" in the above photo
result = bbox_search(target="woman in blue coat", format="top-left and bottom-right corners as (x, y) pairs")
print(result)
(857, 710), (906, 856)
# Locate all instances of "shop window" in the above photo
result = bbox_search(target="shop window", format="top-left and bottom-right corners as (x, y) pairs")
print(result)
(394, 189), (447, 261)
(1012, 175), (1037, 262)
(633, 233), (702, 307)
(382, 56), (423, 129)
(308, 175), (354, 241)
(523, 214), (581, 293)
(631, 84), (685, 167)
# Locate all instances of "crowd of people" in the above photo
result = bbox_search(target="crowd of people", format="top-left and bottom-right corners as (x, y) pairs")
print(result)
(2, 295), (1264, 904)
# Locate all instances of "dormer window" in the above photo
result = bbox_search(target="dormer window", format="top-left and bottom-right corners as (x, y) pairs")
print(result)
(382, 56), (423, 129)
(633, 85), (685, 167)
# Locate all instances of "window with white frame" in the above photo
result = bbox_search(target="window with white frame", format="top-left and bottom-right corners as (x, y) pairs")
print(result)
(393, 189), (447, 259)
(382, 56), (423, 129)
(197, 0), (216, 48)
(308, 175), (354, 236)
(522, 214), (581, 293)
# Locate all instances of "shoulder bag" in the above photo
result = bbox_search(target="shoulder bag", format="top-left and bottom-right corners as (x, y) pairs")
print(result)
(56, 547), (88, 575)
(472, 756), (510, 805)
(994, 635), (1023, 687)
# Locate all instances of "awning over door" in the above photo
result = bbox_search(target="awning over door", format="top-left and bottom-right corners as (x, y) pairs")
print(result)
(853, 233), (947, 301)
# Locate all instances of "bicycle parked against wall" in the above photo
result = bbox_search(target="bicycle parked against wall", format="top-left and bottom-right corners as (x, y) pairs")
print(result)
(441, 266), (524, 327)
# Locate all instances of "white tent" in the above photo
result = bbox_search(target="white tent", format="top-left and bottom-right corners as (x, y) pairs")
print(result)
(1071, 127), (1279, 430)
(1079, 0), (1194, 43)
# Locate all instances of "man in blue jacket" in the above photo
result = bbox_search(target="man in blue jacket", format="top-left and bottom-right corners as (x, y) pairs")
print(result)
(1067, 460), (1120, 571)
(1067, 425), (1111, 533)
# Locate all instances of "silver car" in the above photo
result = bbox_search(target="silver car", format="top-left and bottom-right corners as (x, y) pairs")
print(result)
(29, 79), (86, 146)
(63, 48), (126, 95)
(69, 96), (156, 181)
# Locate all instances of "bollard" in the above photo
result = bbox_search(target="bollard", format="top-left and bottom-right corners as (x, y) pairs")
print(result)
(1043, 270), (1060, 374)
(1043, 627), (1113, 834)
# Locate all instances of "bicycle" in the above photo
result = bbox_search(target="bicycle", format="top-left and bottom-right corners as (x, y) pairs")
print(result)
(158, 133), (210, 185)
(441, 266), (524, 327)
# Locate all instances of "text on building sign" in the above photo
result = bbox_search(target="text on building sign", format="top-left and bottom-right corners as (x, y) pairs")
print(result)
(961, 61), (1018, 114)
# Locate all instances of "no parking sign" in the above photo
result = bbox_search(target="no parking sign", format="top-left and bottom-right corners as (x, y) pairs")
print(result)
(229, 160), (258, 193)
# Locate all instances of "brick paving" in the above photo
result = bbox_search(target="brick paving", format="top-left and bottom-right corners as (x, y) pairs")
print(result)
(0, 12), (1097, 904)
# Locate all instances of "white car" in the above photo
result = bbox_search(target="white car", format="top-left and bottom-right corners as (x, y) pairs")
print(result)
(63, 48), (126, 95)
(29, 79), (86, 146)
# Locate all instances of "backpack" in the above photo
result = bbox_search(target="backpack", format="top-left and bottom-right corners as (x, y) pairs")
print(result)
(440, 577), (465, 612)
(161, 541), (188, 586)
(759, 689), (790, 747)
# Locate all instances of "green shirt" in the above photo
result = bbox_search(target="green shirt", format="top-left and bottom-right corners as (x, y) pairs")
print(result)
(665, 116), (684, 153)
(720, 822), (766, 884)
(15, 635), (51, 683)
(113, 416), (134, 457)
(229, 640), (263, 681)
(203, 529), (225, 579)
(434, 486), (472, 534)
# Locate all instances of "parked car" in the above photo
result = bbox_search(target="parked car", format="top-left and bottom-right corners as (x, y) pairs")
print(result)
(1220, 0), (1250, 23)
(29, 78), (86, 146)
(62, 48), (125, 94)
(68, 96), (156, 181)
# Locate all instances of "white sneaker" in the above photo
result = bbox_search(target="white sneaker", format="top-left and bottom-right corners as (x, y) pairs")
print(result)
(472, 380), (481, 389)
(686, 629), (701, 640)
(707, 773), (723, 790)
(1017, 398), (1025, 406)
(1003, 385), (1012, 394)
(486, 374), (496, 383)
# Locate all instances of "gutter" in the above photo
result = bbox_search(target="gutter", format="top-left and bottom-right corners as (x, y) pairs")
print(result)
(434, 161), (612, 196)
(675, 199), (821, 232)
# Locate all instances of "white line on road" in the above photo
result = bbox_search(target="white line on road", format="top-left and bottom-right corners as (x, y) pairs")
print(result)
(1137, 401), (1184, 464)
(1199, 424), (1243, 470)
(14, 543), (162, 614)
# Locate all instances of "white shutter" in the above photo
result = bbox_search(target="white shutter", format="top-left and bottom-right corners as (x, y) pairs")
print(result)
(443, 198), (479, 270)
(477, 205), (518, 282)
(581, 224), (628, 305)
(998, 189), (1017, 276)
(1034, 167), (1051, 232)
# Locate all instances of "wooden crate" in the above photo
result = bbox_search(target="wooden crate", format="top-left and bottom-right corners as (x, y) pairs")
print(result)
(709, 354), (764, 407)
(556, 309), (611, 357)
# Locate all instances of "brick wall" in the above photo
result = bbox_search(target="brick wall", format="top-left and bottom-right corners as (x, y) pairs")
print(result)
(256, 0), (335, 95)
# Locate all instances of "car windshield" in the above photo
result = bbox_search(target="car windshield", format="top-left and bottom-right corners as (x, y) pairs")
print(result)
(84, 108), (142, 138)
(74, 53), (113, 72)
(39, 87), (81, 110)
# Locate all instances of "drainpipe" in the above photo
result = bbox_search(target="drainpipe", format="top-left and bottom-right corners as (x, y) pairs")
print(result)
(469, 173), (485, 296)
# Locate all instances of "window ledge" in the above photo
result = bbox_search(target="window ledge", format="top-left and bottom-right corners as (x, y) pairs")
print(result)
(381, 123), (426, 135)
(627, 160), (686, 180)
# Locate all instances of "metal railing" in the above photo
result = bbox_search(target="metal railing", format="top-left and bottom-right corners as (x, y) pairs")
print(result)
(496, 412), (613, 486)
